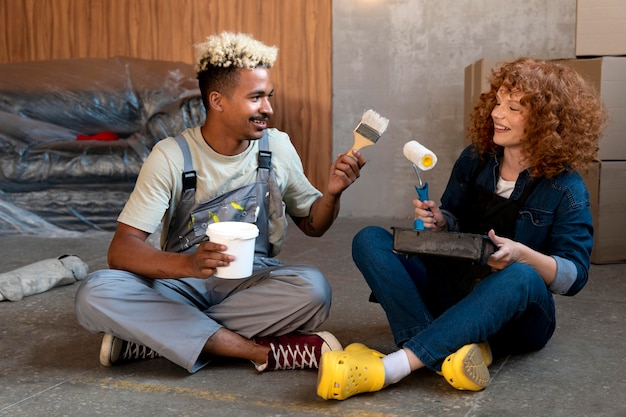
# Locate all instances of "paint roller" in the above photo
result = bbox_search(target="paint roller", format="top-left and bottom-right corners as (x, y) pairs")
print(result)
(403, 140), (437, 230)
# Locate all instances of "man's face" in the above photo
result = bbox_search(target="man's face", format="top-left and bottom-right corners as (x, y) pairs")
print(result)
(220, 67), (275, 140)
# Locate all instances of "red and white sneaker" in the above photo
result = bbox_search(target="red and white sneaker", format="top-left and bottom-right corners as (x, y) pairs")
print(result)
(253, 331), (342, 371)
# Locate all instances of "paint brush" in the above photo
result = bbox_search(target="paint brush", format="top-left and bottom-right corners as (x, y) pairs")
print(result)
(346, 109), (390, 156)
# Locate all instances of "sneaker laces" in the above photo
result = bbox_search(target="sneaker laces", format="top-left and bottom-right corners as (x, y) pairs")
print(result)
(120, 341), (161, 361)
(268, 341), (319, 370)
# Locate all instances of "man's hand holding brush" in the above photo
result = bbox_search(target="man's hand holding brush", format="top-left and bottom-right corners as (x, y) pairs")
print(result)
(299, 150), (366, 237)
(300, 108), (384, 236)
(328, 150), (366, 196)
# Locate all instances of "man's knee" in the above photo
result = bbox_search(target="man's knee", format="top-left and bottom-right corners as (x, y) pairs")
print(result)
(75, 270), (142, 320)
(77, 269), (131, 300)
(297, 266), (332, 307)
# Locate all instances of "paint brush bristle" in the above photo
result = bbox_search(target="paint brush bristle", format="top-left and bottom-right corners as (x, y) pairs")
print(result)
(354, 109), (390, 143)
(346, 109), (390, 155)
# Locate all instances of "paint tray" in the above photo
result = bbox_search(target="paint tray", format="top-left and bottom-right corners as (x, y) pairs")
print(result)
(392, 227), (497, 265)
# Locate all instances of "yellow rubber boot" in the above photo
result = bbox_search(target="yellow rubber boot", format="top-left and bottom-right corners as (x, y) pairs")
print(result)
(441, 343), (490, 391)
(317, 343), (386, 400)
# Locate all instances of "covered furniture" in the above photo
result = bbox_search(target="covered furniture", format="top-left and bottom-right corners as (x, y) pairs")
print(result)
(0, 57), (204, 233)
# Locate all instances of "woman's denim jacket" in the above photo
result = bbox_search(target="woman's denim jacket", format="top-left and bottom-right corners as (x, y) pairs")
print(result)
(440, 145), (593, 296)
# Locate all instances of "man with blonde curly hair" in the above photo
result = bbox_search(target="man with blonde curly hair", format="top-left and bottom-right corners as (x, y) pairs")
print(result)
(76, 32), (366, 374)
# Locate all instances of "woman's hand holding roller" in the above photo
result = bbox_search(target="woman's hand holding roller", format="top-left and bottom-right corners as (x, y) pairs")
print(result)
(413, 199), (446, 231)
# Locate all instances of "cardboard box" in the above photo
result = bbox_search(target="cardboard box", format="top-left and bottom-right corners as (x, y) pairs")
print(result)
(576, 0), (626, 56)
(463, 58), (501, 145)
(581, 160), (626, 264)
(557, 57), (626, 160)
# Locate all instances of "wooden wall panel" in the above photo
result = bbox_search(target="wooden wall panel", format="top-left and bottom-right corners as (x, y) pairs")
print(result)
(0, 0), (332, 189)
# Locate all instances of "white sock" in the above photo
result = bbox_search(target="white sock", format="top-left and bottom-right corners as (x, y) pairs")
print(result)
(382, 349), (412, 385)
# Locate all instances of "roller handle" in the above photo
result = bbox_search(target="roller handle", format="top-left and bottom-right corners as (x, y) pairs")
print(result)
(413, 183), (430, 231)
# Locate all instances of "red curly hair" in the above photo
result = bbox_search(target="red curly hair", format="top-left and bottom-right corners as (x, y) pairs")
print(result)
(468, 58), (608, 178)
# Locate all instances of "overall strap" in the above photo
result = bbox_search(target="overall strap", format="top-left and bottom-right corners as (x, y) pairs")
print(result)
(514, 177), (540, 207)
(176, 131), (269, 190)
(258, 129), (271, 169)
(257, 130), (284, 218)
(174, 135), (197, 191)
(173, 130), (282, 217)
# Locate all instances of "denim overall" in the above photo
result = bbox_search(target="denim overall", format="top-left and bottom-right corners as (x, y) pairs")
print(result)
(163, 130), (283, 267)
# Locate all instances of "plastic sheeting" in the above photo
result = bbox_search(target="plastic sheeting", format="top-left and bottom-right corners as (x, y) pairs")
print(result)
(0, 57), (205, 234)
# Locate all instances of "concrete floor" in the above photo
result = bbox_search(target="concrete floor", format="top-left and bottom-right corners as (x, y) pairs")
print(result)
(1, 217), (624, 417)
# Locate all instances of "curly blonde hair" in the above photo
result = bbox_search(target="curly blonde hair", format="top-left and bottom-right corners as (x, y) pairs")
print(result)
(194, 32), (278, 74)
(468, 58), (608, 178)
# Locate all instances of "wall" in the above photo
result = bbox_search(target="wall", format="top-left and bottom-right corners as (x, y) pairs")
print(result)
(0, 0), (332, 190)
(333, 0), (577, 219)
(0, 0), (580, 220)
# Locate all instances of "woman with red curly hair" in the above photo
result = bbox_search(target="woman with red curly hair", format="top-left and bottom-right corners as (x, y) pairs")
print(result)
(317, 58), (608, 400)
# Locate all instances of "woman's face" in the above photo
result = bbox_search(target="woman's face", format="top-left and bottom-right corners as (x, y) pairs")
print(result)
(491, 88), (527, 148)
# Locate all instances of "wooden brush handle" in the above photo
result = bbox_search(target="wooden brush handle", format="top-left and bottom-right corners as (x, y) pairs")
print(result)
(346, 131), (375, 154)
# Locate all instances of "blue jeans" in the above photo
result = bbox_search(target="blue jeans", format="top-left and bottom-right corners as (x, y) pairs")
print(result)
(352, 226), (556, 371)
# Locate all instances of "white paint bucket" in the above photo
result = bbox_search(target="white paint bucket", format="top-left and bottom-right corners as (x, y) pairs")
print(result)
(206, 222), (259, 279)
